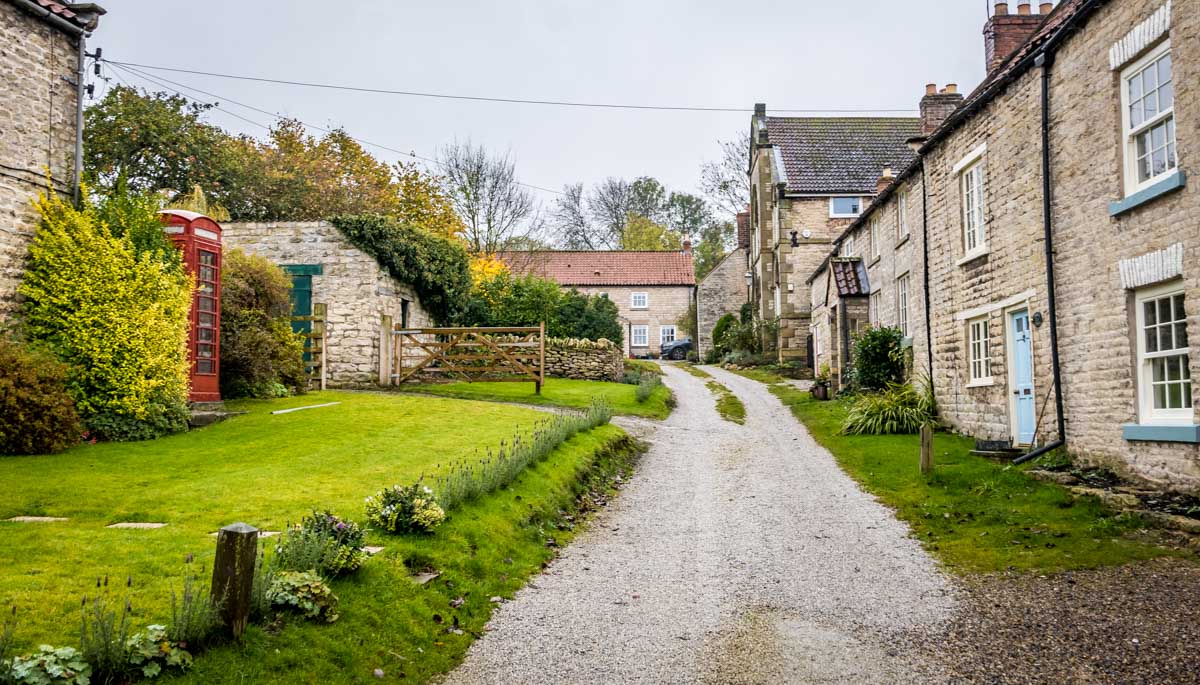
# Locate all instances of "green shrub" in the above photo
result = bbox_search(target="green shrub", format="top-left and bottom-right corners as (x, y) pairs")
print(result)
(459, 273), (622, 344)
(635, 374), (661, 403)
(219, 249), (307, 399)
(79, 593), (134, 682)
(710, 313), (736, 356)
(94, 175), (180, 269)
(557, 289), (623, 344)
(168, 558), (218, 649)
(623, 359), (662, 376)
(330, 215), (471, 324)
(0, 338), (82, 455)
(125, 624), (193, 678)
(7, 645), (91, 684)
(275, 511), (368, 577)
(265, 571), (339, 623)
(848, 326), (905, 392)
(841, 381), (935, 435)
(365, 484), (446, 534)
(20, 187), (190, 442)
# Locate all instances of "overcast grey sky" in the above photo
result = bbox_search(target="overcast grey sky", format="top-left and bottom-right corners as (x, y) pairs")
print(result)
(92, 1), (991, 218)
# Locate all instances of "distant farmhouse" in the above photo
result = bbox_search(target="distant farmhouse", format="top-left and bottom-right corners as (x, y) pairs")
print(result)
(0, 0), (105, 317)
(499, 248), (696, 357)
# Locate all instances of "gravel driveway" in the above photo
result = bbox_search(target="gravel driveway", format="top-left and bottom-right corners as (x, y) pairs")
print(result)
(445, 364), (955, 684)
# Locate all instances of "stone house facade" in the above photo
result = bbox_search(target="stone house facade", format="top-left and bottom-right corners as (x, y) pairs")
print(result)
(807, 0), (1200, 489)
(0, 0), (103, 318)
(695, 209), (751, 360)
(222, 221), (432, 388)
(747, 110), (921, 364)
(499, 250), (696, 358)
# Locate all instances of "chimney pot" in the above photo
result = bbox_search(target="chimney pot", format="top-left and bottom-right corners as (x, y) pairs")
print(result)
(994, 2), (1009, 14)
(945, 83), (958, 94)
(1039, 2), (1053, 13)
(925, 83), (937, 95)
(1018, 1), (1031, 14)
(754, 103), (766, 116)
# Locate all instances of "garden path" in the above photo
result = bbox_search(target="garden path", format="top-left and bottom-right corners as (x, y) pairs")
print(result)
(445, 364), (956, 684)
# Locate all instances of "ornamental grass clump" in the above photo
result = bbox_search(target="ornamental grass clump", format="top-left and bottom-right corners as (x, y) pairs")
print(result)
(433, 399), (613, 511)
(635, 374), (661, 403)
(275, 511), (368, 576)
(841, 380), (936, 435)
(364, 484), (446, 534)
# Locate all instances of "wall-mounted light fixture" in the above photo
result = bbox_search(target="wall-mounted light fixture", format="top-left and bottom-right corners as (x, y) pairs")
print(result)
(790, 230), (799, 247)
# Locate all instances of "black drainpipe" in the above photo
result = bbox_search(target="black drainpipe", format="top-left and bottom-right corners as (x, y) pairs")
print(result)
(919, 160), (934, 386)
(1014, 50), (1066, 465)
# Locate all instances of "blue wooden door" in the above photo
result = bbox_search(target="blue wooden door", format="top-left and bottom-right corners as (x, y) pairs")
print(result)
(1011, 310), (1035, 445)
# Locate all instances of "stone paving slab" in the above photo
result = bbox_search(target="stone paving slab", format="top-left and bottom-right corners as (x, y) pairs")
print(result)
(107, 522), (167, 529)
(364, 545), (385, 555)
(6, 516), (68, 523)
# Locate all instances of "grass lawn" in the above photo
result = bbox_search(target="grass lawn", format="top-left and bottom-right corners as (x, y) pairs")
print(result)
(0, 390), (633, 683)
(396, 377), (673, 419)
(705, 380), (745, 424)
(735, 371), (1185, 574)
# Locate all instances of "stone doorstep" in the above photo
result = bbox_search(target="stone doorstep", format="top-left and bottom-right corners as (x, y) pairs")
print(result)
(107, 522), (167, 529)
(6, 516), (68, 523)
(1068, 486), (1142, 510)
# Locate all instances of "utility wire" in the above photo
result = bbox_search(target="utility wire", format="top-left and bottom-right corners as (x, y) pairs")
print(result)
(106, 59), (919, 115)
(107, 61), (565, 197)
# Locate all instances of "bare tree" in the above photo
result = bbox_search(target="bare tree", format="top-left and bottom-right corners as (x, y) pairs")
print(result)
(437, 141), (535, 253)
(699, 132), (752, 219)
(587, 177), (632, 248)
(551, 183), (598, 249)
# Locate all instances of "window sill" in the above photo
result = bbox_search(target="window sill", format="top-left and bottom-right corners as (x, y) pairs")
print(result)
(869, 256), (881, 267)
(896, 234), (910, 248)
(1109, 171), (1186, 217)
(630, 307), (649, 311)
(1123, 423), (1200, 443)
(956, 249), (989, 267)
(965, 377), (994, 388)
(830, 214), (861, 220)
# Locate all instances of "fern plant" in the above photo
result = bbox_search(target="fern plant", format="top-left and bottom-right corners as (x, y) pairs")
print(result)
(841, 379), (936, 435)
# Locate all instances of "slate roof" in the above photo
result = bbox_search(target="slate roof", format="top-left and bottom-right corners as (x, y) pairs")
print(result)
(497, 251), (696, 287)
(12, 1), (105, 30)
(831, 258), (870, 297)
(764, 117), (921, 195)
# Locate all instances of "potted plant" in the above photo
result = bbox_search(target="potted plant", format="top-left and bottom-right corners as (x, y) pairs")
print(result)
(812, 363), (832, 400)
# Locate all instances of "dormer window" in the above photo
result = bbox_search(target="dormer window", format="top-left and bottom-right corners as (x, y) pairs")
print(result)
(830, 197), (864, 218)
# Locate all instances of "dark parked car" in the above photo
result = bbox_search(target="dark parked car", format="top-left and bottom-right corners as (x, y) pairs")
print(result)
(660, 337), (693, 360)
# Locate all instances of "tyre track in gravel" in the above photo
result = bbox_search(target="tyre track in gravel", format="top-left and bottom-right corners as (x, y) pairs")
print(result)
(444, 364), (955, 684)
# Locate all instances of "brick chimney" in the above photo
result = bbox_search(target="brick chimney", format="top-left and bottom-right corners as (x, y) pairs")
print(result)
(682, 240), (693, 256)
(876, 167), (895, 195)
(919, 83), (964, 137)
(735, 207), (751, 249)
(984, 1), (1049, 73)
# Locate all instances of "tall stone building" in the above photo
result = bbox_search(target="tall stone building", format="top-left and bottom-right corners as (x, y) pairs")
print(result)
(0, 0), (103, 318)
(747, 109), (920, 365)
(809, 0), (1200, 490)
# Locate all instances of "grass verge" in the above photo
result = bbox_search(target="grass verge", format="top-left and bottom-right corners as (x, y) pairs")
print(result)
(705, 381), (746, 425)
(733, 370), (1185, 574)
(679, 364), (711, 379)
(624, 359), (663, 376)
(396, 377), (672, 419)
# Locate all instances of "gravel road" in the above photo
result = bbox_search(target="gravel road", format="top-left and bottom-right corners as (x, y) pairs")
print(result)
(445, 364), (955, 684)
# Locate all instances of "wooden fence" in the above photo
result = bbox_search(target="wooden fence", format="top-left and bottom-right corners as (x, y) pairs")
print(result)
(292, 302), (327, 391)
(386, 324), (545, 394)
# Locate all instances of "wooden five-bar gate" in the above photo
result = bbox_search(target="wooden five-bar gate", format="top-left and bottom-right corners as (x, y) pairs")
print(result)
(385, 324), (545, 394)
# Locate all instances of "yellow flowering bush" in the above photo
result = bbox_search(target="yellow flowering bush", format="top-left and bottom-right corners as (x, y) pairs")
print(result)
(364, 483), (445, 534)
(19, 188), (192, 441)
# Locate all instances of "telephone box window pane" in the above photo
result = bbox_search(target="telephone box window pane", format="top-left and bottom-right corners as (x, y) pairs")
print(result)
(197, 360), (214, 374)
(199, 251), (216, 266)
(198, 344), (214, 358)
(199, 313), (215, 327)
(198, 282), (215, 295)
(198, 328), (215, 342)
(199, 266), (216, 282)
(200, 297), (215, 312)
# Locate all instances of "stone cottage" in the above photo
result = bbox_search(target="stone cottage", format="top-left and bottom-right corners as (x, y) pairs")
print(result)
(747, 109), (921, 365)
(695, 209), (751, 360)
(0, 0), (104, 317)
(807, 0), (1199, 489)
(499, 249), (696, 358)
(222, 221), (432, 388)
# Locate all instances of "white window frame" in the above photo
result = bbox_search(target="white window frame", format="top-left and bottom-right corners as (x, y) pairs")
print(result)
(869, 219), (880, 261)
(631, 292), (649, 310)
(814, 324), (822, 357)
(1135, 281), (1192, 425)
(967, 317), (993, 386)
(842, 234), (855, 257)
(631, 325), (649, 348)
(869, 289), (881, 324)
(660, 325), (676, 345)
(896, 273), (910, 338)
(897, 191), (909, 241)
(1121, 40), (1177, 196)
(953, 143), (988, 263)
(598, 291), (609, 299)
(829, 196), (865, 218)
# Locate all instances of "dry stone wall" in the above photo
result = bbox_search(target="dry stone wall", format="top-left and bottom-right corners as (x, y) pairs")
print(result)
(544, 338), (623, 382)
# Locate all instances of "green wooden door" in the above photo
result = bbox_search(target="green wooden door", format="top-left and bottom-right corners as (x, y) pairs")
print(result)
(291, 275), (313, 362)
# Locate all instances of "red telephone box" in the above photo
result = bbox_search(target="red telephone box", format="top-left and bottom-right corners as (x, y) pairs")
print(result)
(159, 210), (222, 403)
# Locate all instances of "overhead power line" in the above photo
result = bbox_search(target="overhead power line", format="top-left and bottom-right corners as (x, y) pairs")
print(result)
(105, 61), (565, 197)
(105, 59), (919, 115)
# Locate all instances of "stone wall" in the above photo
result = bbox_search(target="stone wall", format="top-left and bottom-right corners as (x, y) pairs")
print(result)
(696, 247), (747, 359)
(0, 2), (80, 318)
(544, 338), (623, 381)
(222, 221), (432, 388)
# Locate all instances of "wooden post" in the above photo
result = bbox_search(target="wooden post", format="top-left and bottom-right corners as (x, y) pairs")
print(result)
(536, 321), (545, 395)
(211, 522), (258, 639)
(379, 314), (393, 386)
(919, 424), (934, 475)
(314, 303), (327, 391)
